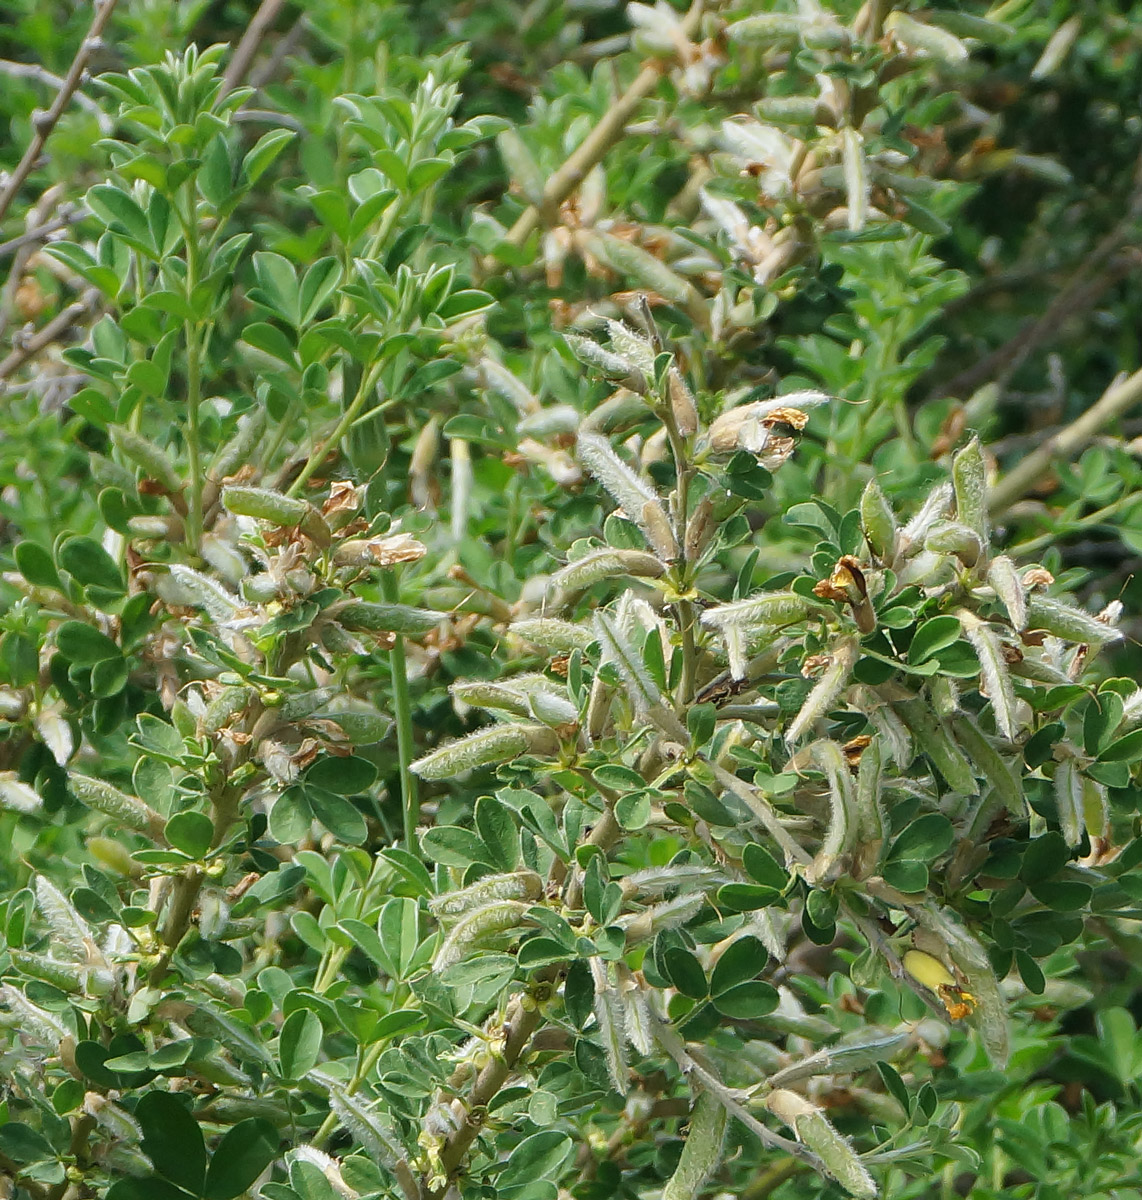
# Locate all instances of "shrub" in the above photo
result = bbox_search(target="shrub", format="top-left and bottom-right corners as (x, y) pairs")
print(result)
(1, 3), (1142, 1199)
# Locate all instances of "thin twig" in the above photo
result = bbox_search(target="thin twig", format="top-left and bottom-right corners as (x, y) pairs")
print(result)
(250, 12), (308, 87)
(0, 0), (120, 226)
(988, 365), (1142, 514)
(940, 152), (1142, 401)
(0, 208), (85, 262)
(425, 989), (548, 1199)
(496, 0), (706, 255)
(0, 288), (100, 385)
(0, 59), (111, 128)
(221, 0), (290, 97)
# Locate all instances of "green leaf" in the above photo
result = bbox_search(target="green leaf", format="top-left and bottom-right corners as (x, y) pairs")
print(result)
(663, 947), (708, 999)
(300, 258), (342, 324)
(198, 134), (233, 208)
(14, 542), (62, 590)
(474, 795), (520, 871)
(421, 825), (490, 867)
(278, 1008), (323, 1079)
(1098, 728), (1142, 763)
(202, 1119), (279, 1199)
(136, 1090), (207, 1193)
(687, 702), (717, 749)
(742, 843), (789, 890)
(241, 129), (296, 185)
(614, 791), (652, 830)
(58, 535), (126, 596)
(888, 814), (955, 862)
(711, 980), (779, 1018)
(0, 1122), (56, 1164)
(437, 289), (494, 320)
(56, 621), (120, 665)
(305, 787), (367, 843)
(908, 615), (963, 664)
(377, 896), (421, 980)
(716, 883), (782, 911)
(710, 936), (768, 995)
(1029, 880), (1092, 911)
(241, 322), (300, 369)
(164, 811), (214, 859)
(269, 787), (313, 844)
(305, 756), (377, 795)
(87, 184), (152, 249)
(500, 1131), (574, 1188)
(253, 251), (301, 325)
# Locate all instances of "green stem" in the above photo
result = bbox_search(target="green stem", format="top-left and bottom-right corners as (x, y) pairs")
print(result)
(286, 360), (384, 498)
(383, 569), (419, 855)
(185, 320), (204, 554)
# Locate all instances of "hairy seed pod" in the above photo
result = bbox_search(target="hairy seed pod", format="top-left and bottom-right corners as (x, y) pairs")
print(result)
(209, 408), (267, 482)
(986, 555), (1026, 630)
(433, 900), (531, 969)
(886, 11), (969, 62)
(333, 601), (446, 635)
(69, 773), (164, 838)
(496, 127), (545, 205)
(510, 618), (595, 653)
(756, 95), (822, 126)
(565, 333), (648, 394)
(701, 590), (816, 632)
(957, 610), (1018, 740)
(0, 774), (42, 814)
(1, 983), (69, 1043)
(410, 723), (559, 780)
(664, 1090), (728, 1200)
(549, 549), (666, 594)
(312, 1071), (401, 1167)
(1026, 596), (1124, 646)
(667, 368), (698, 436)
(576, 433), (675, 557)
(805, 739), (857, 884)
(915, 908), (1009, 1067)
(893, 701), (977, 796)
(9, 950), (113, 997)
(770, 1031), (910, 1088)
(34, 876), (97, 961)
(860, 479), (897, 562)
(453, 675), (558, 719)
(430, 871), (544, 919)
(201, 685), (254, 735)
(158, 564), (241, 619)
(1054, 757), (1084, 848)
(581, 388), (652, 435)
(578, 230), (700, 310)
(951, 437), (989, 541)
(924, 520), (983, 568)
(852, 736), (885, 878)
(725, 13), (804, 43)
(786, 638), (857, 748)
(591, 958), (629, 1093)
(900, 482), (953, 552)
(110, 425), (183, 493)
(841, 129), (868, 233)
(950, 714), (1023, 815)
(684, 496), (715, 562)
(765, 1090), (877, 1198)
(222, 484), (309, 526)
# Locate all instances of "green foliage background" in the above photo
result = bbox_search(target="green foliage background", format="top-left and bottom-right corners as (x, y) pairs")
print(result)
(1, 2), (1142, 1199)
